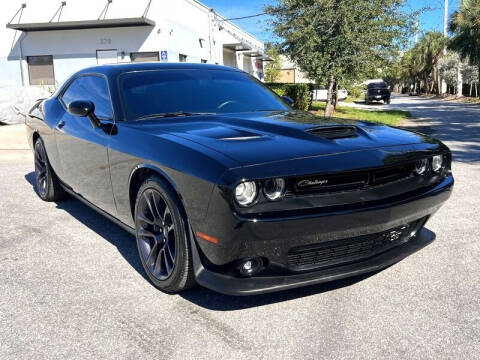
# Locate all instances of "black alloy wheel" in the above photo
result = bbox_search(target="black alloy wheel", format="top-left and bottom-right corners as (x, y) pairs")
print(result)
(137, 188), (177, 280)
(34, 140), (48, 198)
(134, 176), (195, 293)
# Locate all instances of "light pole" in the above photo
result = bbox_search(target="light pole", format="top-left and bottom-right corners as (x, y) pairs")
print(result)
(456, 0), (464, 97)
(440, 0), (448, 94)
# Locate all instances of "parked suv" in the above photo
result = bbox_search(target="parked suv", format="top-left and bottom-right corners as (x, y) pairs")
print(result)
(366, 82), (391, 104)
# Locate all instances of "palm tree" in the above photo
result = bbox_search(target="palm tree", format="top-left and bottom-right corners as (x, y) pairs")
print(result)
(400, 47), (423, 93)
(449, 0), (480, 86)
(417, 32), (448, 94)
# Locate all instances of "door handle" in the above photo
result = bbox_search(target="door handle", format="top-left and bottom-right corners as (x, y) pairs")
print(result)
(56, 120), (65, 129)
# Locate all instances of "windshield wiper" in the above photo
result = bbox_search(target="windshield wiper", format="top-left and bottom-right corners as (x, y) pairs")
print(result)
(135, 111), (216, 121)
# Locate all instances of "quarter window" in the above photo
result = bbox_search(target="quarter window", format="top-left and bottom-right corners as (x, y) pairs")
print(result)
(61, 76), (112, 119)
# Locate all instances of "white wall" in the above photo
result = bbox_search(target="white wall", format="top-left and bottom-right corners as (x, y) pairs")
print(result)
(0, 0), (265, 87)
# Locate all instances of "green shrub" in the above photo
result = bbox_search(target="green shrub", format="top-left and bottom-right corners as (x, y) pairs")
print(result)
(345, 84), (366, 99)
(284, 84), (311, 110)
(268, 84), (287, 97)
(265, 83), (313, 111)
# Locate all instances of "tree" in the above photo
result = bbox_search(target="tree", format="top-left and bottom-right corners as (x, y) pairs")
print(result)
(463, 64), (479, 97)
(264, 43), (283, 82)
(265, 0), (414, 117)
(396, 32), (447, 95)
(383, 55), (404, 93)
(448, 0), (480, 90)
(417, 32), (447, 94)
(439, 52), (461, 93)
(399, 47), (423, 93)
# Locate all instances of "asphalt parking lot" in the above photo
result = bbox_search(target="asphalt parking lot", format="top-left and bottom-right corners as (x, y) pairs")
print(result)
(1, 96), (479, 359)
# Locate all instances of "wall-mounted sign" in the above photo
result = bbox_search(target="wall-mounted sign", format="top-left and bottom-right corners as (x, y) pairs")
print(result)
(160, 50), (168, 61)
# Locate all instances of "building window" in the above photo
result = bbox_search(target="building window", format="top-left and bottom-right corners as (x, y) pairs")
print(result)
(27, 55), (54, 85)
(201, 59), (207, 64)
(96, 49), (118, 65)
(179, 54), (187, 62)
(130, 52), (160, 62)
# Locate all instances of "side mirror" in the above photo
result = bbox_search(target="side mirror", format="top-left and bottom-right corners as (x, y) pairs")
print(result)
(67, 100), (100, 128)
(281, 96), (294, 108)
(68, 100), (94, 117)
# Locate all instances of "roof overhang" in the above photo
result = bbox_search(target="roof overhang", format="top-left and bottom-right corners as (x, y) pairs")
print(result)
(6, 17), (155, 32)
(223, 42), (252, 52)
(243, 51), (273, 61)
(256, 54), (274, 62)
(243, 51), (262, 57)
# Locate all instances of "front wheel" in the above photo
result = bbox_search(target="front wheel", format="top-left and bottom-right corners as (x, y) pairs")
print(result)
(134, 176), (196, 293)
(34, 138), (66, 202)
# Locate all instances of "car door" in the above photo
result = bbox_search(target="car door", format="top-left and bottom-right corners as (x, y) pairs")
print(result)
(55, 75), (117, 215)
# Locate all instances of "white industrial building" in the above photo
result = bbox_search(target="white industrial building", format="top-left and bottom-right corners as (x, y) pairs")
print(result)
(1, 0), (269, 89)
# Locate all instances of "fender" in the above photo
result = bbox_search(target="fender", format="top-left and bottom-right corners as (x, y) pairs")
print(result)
(127, 162), (186, 211)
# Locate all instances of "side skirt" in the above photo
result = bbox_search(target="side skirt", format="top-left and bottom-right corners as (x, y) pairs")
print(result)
(61, 184), (136, 236)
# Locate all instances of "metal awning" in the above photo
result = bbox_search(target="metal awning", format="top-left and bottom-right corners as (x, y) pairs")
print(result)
(6, 17), (155, 31)
(223, 42), (252, 52)
(256, 54), (274, 62)
(243, 51), (262, 57)
(243, 51), (273, 61)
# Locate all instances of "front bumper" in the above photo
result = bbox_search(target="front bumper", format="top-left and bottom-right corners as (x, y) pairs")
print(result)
(191, 174), (453, 295)
(192, 227), (435, 296)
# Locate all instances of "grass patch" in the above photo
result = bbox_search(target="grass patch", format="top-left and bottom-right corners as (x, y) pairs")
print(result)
(310, 101), (411, 126)
(343, 96), (364, 103)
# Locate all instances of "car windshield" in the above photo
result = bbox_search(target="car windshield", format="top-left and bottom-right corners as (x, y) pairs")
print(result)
(119, 69), (289, 120)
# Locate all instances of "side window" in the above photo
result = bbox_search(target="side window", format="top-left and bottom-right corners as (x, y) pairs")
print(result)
(61, 76), (112, 119)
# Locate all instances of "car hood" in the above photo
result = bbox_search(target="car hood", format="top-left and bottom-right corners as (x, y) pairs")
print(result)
(131, 111), (432, 166)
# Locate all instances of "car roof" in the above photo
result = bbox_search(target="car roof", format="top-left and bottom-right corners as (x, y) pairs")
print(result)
(368, 82), (387, 87)
(75, 62), (243, 78)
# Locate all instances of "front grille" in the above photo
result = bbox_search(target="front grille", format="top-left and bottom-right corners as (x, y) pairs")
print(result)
(287, 219), (422, 271)
(373, 163), (415, 185)
(292, 162), (415, 194)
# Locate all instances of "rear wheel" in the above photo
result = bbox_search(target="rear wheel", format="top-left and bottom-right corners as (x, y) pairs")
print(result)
(134, 176), (196, 293)
(34, 138), (66, 202)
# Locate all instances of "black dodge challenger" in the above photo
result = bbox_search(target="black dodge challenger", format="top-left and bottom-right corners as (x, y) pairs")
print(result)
(26, 63), (453, 295)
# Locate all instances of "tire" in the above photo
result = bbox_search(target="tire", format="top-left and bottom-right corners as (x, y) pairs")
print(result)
(134, 176), (196, 293)
(34, 138), (66, 202)
(386, 97), (391, 104)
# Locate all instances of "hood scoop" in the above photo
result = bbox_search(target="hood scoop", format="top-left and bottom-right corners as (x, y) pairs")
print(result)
(307, 125), (357, 140)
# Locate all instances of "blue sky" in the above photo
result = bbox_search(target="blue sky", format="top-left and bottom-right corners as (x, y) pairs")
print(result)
(201, 0), (461, 44)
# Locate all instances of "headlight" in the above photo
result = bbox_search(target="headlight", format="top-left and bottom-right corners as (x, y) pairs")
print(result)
(263, 178), (286, 201)
(414, 158), (428, 175)
(432, 155), (444, 172)
(234, 181), (257, 206)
